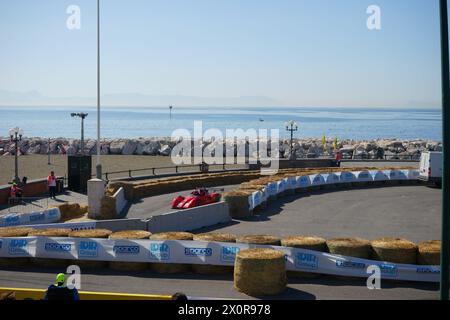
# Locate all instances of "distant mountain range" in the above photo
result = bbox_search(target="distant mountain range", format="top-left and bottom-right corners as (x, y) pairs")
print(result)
(0, 89), (284, 107)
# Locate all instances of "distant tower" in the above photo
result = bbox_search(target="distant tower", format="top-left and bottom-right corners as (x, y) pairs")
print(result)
(169, 105), (173, 119)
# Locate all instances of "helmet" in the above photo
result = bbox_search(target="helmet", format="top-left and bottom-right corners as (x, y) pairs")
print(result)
(55, 273), (65, 286)
(12, 182), (17, 186)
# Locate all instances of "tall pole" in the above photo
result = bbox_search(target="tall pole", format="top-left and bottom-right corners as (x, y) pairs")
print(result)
(439, 0), (450, 300)
(290, 124), (293, 160)
(48, 138), (51, 165)
(81, 116), (85, 155)
(96, 0), (102, 179)
(14, 133), (19, 183)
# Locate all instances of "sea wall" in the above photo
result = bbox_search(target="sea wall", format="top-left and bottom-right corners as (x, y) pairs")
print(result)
(0, 137), (442, 160)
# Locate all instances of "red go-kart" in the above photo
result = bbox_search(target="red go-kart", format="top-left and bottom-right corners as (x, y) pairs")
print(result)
(171, 187), (222, 209)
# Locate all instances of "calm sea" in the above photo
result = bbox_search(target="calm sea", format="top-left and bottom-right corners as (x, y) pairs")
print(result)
(0, 106), (443, 141)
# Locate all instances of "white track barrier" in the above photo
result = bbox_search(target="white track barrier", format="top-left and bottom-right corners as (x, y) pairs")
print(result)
(248, 169), (420, 210)
(0, 208), (60, 228)
(0, 237), (441, 283)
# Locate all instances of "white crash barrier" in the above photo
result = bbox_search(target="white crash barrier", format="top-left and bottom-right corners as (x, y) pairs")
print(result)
(0, 236), (440, 283)
(310, 174), (326, 186)
(247, 170), (421, 209)
(296, 175), (311, 188)
(0, 208), (60, 228)
(113, 187), (128, 217)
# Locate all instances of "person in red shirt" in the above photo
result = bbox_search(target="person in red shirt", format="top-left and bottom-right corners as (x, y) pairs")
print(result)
(48, 171), (57, 199)
(335, 151), (342, 166)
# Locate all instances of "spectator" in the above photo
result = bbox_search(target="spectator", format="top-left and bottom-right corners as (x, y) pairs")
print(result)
(48, 171), (57, 199)
(171, 292), (188, 301)
(10, 182), (23, 204)
(44, 273), (79, 301)
(335, 151), (342, 167)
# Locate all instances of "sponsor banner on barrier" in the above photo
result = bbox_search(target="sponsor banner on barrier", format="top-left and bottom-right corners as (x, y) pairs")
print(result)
(340, 171), (356, 183)
(0, 208), (60, 228)
(0, 237), (440, 283)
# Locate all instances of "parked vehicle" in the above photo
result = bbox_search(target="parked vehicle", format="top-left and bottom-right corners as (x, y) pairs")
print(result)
(171, 187), (222, 209)
(418, 151), (442, 186)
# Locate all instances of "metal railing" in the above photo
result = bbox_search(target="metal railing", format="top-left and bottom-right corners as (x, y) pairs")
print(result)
(94, 162), (248, 181)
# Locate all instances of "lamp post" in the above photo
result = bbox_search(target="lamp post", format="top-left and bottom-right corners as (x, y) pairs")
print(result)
(439, 0), (450, 301)
(285, 120), (298, 160)
(96, 0), (102, 179)
(9, 127), (23, 184)
(71, 113), (88, 155)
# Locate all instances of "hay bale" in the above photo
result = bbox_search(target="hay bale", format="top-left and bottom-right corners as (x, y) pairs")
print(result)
(192, 233), (236, 275)
(224, 191), (253, 219)
(236, 235), (281, 246)
(109, 230), (151, 240)
(69, 229), (112, 238)
(0, 227), (34, 237)
(109, 230), (152, 271)
(234, 248), (287, 296)
(418, 240), (440, 265)
(326, 237), (371, 259)
(28, 228), (72, 237)
(371, 237), (418, 264)
(281, 236), (326, 279)
(150, 232), (193, 274)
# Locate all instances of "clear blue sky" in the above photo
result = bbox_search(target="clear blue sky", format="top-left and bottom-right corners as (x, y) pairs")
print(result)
(0, 0), (444, 108)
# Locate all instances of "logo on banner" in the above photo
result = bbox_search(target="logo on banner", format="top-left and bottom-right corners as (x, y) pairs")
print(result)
(378, 263), (397, 276)
(78, 241), (98, 258)
(336, 259), (366, 270)
(113, 245), (140, 255)
(30, 213), (45, 222)
(5, 215), (20, 226)
(221, 246), (239, 262)
(47, 209), (59, 218)
(295, 253), (318, 270)
(416, 266), (440, 274)
(327, 174), (339, 183)
(8, 239), (28, 255)
(149, 243), (170, 261)
(45, 242), (72, 252)
(185, 247), (213, 257)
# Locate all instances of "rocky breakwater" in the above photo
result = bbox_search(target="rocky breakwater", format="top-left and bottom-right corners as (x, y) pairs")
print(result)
(0, 137), (442, 160)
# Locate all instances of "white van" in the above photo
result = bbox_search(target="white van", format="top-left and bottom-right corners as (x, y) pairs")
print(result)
(419, 151), (443, 186)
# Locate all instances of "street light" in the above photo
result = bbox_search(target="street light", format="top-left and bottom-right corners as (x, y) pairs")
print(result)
(9, 127), (24, 184)
(96, 0), (102, 179)
(285, 120), (299, 160)
(71, 113), (88, 155)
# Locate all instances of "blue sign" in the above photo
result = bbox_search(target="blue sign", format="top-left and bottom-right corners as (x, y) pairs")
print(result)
(416, 266), (440, 274)
(221, 246), (239, 262)
(8, 239), (28, 255)
(335, 259), (366, 270)
(113, 245), (140, 255)
(5, 215), (20, 226)
(295, 253), (318, 270)
(47, 209), (59, 218)
(29, 213), (45, 222)
(185, 247), (213, 257)
(341, 172), (354, 182)
(44, 242), (72, 252)
(78, 241), (98, 258)
(149, 243), (170, 261)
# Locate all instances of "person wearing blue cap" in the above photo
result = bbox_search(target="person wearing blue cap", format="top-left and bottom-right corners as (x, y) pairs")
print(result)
(44, 273), (80, 301)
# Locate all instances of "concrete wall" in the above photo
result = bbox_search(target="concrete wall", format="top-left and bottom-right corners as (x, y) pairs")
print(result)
(114, 187), (127, 216)
(0, 178), (60, 205)
(95, 218), (147, 232)
(147, 202), (230, 233)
